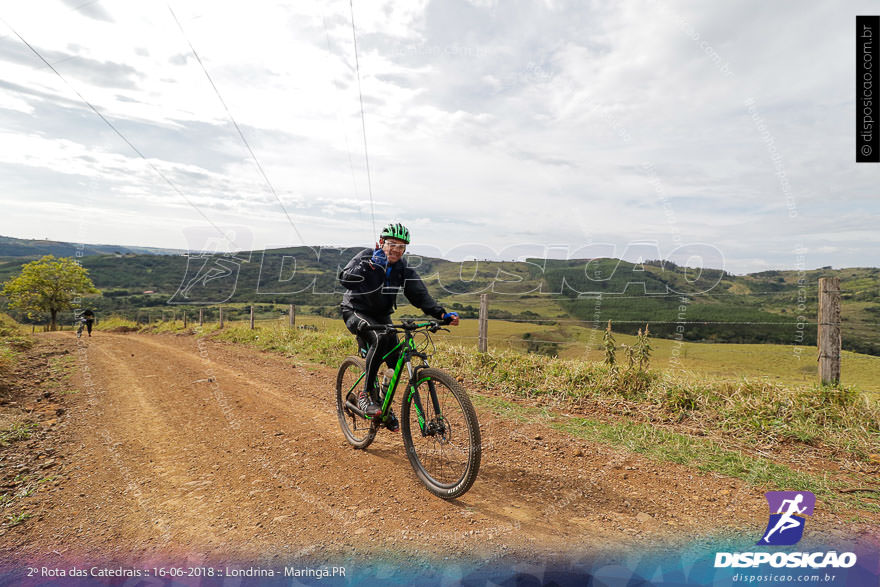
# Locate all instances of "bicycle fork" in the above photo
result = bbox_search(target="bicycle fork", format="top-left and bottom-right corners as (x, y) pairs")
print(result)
(408, 375), (444, 438)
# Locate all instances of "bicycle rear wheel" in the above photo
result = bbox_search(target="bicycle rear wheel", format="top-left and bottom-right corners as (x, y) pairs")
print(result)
(335, 356), (376, 449)
(401, 368), (480, 499)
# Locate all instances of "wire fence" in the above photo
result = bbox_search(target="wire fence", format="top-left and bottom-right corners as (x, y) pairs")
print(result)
(25, 302), (879, 346)
(20, 277), (877, 386)
(58, 299), (875, 391)
(65, 302), (875, 349)
(22, 290), (877, 392)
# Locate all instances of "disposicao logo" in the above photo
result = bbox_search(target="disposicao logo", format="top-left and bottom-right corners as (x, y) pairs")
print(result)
(714, 490), (857, 570)
(757, 490), (815, 546)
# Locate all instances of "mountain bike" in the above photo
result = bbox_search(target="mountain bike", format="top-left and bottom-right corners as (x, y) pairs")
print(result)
(335, 319), (481, 499)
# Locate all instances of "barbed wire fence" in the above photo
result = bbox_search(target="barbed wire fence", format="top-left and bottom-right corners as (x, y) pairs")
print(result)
(50, 277), (876, 387)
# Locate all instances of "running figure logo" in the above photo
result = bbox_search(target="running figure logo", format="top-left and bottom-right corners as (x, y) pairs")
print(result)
(757, 491), (816, 546)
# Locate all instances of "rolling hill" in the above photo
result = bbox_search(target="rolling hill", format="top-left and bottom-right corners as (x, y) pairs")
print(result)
(0, 239), (877, 355)
(0, 235), (181, 258)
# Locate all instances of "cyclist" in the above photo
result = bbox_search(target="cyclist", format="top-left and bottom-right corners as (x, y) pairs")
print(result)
(339, 222), (459, 431)
(76, 308), (95, 338)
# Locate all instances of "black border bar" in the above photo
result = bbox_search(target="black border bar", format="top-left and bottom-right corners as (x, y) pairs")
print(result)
(857, 15), (879, 162)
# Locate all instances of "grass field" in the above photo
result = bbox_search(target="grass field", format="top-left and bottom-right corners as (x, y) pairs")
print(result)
(393, 316), (880, 396)
(170, 311), (880, 396)
(472, 395), (871, 512)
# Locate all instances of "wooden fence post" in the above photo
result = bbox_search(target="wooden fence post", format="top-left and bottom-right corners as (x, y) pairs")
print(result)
(183, 311), (187, 328)
(199, 308), (204, 326)
(478, 294), (488, 353)
(219, 306), (224, 329)
(818, 277), (841, 385)
(289, 304), (295, 327)
(250, 305), (255, 329)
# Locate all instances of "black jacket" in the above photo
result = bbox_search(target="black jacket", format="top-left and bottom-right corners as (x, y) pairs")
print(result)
(339, 248), (445, 319)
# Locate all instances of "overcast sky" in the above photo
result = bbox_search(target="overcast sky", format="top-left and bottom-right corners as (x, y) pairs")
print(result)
(0, 0), (877, 273)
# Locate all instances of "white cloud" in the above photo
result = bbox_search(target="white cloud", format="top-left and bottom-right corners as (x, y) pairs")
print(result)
(0, 91), (35, 114)
(0, 0), (877, 271)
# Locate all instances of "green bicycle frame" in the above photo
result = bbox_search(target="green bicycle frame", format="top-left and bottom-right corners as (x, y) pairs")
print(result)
(347, 322), (439, 434)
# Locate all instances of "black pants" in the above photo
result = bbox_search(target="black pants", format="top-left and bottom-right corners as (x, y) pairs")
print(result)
(85, 320), (93, 335)
(342, 309), (399, 398)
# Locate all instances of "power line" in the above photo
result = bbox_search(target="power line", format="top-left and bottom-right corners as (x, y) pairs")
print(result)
(167, 5), (305, 245)
(348, 0), (376, 237)
(319, 13), (365, 231)
(0, 16), (239, 251)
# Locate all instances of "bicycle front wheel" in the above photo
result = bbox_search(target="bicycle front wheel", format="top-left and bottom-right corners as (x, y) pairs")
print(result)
(401, 368), (481, 499)
(335, 356), (376, 449)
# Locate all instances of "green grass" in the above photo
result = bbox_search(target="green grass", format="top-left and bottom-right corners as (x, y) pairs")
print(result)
(472, 395), (875, 512)
(0, 312), (32, 372)
(0, 421), (37, 446)
(0, 345), (14, 372)
(210, 321), (353, 365)
(405, 316), (880, 396)
(5, 511), (32, 527)
(48, 353), (74, 376)
(92, 315), (141, 332)
(199, 319), (879, 464)
(443, 346), (878, 459)
(0, 471), (56, 530)
(0, 312), (28, 339)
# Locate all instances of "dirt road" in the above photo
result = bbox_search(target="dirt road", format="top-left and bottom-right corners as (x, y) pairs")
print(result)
(0, 332), (871, 565)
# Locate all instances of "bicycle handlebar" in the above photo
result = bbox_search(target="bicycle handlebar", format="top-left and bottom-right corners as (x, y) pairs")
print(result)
(363, 319), (448, 333)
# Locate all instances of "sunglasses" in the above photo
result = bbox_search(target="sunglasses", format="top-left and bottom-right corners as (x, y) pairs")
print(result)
(384, 243), (407, 251)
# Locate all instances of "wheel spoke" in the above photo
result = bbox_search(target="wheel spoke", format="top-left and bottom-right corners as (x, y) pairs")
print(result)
(406, 374), (471, 487)
(336, 357), (375, 449)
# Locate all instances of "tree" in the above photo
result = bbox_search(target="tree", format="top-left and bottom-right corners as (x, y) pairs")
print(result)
(1, 255), (100, 330)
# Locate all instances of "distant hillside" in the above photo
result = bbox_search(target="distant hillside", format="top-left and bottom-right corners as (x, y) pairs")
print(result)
(0, 235), (181, 258)
(0, 244), (877, 355)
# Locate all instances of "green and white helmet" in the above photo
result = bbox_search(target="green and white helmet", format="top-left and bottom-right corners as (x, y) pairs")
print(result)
(380, 222), (410, 244)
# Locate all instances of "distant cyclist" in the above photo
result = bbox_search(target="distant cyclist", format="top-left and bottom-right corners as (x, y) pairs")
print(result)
(76, 309), (95, 338)
(338, 222), (459, 431)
